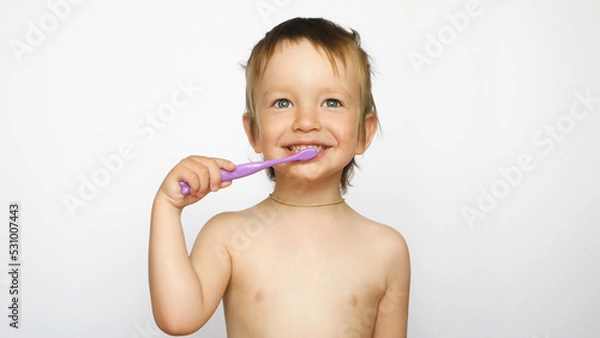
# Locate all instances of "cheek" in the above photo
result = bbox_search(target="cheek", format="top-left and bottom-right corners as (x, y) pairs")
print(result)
(256, 119), (278, 141)
(335, 117), (362, 145)
(254, 117), (286, 156)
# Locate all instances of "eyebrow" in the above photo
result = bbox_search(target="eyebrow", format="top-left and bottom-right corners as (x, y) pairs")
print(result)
(262, 85), (354, 100)
(262, 86), (291, 99)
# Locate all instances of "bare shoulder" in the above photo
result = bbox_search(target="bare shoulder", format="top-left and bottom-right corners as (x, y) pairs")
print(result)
(189, 209), (252, 268)
(193, 203), (273, 244)
(354, 214), (410, 272)
(357, 214), (409, 251)
(190, 203), (276, 275)
(196, 210), (243, 237)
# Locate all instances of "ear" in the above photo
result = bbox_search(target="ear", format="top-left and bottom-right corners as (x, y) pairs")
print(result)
(355, 112), (377, 155)
(243, 113), (263, 153)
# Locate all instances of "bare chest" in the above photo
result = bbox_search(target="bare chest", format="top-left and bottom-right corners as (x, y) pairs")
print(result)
(223, 222), (386, 337)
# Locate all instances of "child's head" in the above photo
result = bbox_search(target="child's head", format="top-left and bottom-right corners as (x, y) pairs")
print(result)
(243, 17), (378, 193)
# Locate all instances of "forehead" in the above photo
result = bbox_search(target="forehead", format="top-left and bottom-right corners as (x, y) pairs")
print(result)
(256, 39), (360, 95)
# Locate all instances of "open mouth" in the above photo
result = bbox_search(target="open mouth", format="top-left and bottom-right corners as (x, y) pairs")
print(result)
(287, 145), (327, 153)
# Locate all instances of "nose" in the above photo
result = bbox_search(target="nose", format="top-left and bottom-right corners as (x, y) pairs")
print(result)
(292, 105), (321, 132)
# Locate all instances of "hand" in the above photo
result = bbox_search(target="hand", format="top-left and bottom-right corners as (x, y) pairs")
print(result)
(155, 156), (236, 210)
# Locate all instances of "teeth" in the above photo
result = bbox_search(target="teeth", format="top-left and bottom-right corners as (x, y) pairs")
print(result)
(288, 145), (325, 153)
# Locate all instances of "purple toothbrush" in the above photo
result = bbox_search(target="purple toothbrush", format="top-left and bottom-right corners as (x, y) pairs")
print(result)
(179, 148), (319, 195)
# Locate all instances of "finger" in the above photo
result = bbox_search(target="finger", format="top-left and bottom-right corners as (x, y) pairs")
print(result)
(219, 180), (233, 189)
(205, 160), (224, 192)
(212, 157), (237, 171)
(177, 159), (208, 196)
(193, 165), (210, 198)
(177, 166), (201, 196)
(181, 156), (234, 193)
(186, 156), (235, 171)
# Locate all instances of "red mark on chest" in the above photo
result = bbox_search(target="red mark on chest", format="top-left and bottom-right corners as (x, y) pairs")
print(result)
(254, 289), (264, 302)
(350, 294), (358, 307)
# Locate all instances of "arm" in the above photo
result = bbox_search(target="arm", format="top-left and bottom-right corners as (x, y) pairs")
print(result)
(372, 231), (411, 338)
(149, 156), (235, 335)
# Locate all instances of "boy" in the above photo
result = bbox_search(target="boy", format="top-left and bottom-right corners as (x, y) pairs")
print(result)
(149, 17), (410, 337)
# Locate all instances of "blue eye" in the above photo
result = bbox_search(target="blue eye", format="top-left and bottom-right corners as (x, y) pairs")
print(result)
(323, 99), (341, 108)
(274, 99), (291, 109)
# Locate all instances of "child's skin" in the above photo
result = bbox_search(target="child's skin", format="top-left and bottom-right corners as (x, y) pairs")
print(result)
(149, 39), (410, 337)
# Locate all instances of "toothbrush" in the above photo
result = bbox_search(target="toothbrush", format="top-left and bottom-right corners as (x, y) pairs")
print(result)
(178, 148), (319, 195)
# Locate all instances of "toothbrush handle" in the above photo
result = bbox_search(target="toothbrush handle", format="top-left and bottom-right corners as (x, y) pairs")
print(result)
(179, 181), (191, 195)
(178, 162), (268, 195)
(220, 162), (267, 181)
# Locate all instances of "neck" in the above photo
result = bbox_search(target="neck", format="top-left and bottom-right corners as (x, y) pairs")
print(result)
(268, 194), (345, 207)
(270, 176), (343, 206)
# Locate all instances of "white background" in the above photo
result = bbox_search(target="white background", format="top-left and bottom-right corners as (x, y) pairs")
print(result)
(1, 0), (599, 337)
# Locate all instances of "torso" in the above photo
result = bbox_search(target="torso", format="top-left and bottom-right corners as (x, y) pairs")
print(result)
(221, 201), (391, 338)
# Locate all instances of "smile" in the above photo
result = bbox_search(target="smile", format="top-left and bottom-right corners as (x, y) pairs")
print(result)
(287, 145), (327, 153)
